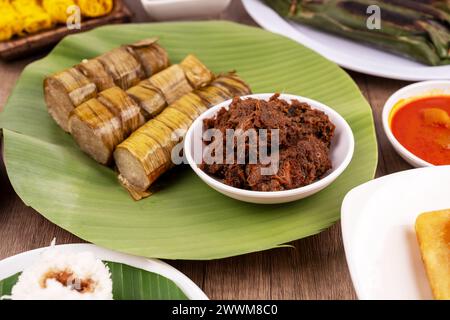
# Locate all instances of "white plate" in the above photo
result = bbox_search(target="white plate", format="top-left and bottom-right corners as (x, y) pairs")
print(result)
(0, 244), (208, 300)
(341, 166), (450, 300)
(242, 0), (450, 81)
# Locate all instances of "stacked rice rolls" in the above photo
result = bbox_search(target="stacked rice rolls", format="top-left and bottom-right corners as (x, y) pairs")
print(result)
(114, 74), (252, 199)
(44, 38), (169, 132)
(68, 54), (214, 164)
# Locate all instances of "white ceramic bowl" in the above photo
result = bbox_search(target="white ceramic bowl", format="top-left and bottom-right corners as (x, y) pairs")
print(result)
(141, 0), (232, 21)
(382, 80), (450, 168)
(184, 93), (355, 204)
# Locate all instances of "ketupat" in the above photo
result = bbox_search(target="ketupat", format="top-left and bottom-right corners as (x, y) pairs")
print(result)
(263, 0), (450, 66)
(44, 38), (169, 132)
(127, 54), (213, 117)
(68, 54), (214, 165)
(114, 74), (252, 200)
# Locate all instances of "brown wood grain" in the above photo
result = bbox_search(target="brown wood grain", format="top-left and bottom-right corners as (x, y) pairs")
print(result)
(0, 0), (415, 300)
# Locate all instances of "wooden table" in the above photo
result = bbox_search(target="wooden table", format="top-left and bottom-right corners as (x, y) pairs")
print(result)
(0, 0), (413, 299)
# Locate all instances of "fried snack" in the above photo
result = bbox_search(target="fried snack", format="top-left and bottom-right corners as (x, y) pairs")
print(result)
(41, 0), (75, 24)
(75, 0), (113, 18)
(415, 209), (450, 300)
(0, 1), (22, 41)
(12, 0), (53, 34)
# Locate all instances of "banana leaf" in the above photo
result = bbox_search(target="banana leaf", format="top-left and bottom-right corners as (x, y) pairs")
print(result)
(0, 21), (377, 260)
(0, 261), (188, 300)
(263, 0), (450, 65)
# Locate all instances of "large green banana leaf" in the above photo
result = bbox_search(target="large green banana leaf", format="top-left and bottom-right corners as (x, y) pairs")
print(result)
(0, 261), (188, 300)
(0, 21), (377, 260)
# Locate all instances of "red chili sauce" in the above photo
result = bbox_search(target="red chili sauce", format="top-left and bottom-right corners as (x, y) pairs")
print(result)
(390, 96), (450, 165)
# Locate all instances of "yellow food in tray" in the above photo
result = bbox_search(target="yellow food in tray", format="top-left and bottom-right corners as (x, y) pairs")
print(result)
(12, 0), (53, 34)
(0, 1), (24, 41)
(415, 209), (450, 300)
(0, 0), (114, 41)
(76, 0), (113, 18)
(42, 0), (75, 24)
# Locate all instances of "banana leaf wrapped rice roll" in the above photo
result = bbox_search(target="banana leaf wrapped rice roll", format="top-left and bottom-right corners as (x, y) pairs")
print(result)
(69, 87), (145, 164)
(114, 74), (252, 199)
(96, 47), (145, 90)
(44, 67), (97, 132)
(128, 39), (170, 78)
(69, 98), (125, 165)
(77, 58), (115, 92)
(169, 93), (208, 120)
(125, 82), (165, 118)
(126, 54), (214, 117)
(69, 54), (214, 164)
(44, 38), (169, 132)
(97, 86), (145, 136)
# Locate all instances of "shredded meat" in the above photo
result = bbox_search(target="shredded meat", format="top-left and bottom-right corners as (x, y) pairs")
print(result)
(201, 94), (335, 191)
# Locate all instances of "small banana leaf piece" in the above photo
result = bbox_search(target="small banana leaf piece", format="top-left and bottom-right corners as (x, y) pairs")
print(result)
(263, 0), (450, 65)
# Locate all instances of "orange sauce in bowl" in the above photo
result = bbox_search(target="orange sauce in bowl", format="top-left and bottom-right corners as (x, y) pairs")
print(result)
(390, 96), (450, 165)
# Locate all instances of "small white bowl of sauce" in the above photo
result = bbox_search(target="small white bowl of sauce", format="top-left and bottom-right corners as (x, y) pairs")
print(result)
(382, 80), (450, 167)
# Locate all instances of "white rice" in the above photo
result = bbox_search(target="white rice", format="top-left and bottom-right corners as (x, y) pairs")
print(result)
(9, 248), (113, 300)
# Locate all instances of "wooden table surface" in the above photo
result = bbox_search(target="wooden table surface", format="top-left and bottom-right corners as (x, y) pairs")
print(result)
(0, 0), (414, 300)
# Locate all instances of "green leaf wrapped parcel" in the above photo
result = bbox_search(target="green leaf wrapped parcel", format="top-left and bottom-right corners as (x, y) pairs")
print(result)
(264, 0), (450, 66)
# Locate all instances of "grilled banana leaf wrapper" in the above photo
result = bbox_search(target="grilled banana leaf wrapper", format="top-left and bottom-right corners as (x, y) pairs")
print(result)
(114, 74), (252, 200)
(263, 0), (450, 66)
(68, 54), (214, 165)
(44, 38), (170, 132)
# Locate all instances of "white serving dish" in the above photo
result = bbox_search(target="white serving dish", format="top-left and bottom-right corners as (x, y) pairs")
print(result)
(141, 0), (231, 21)
(341, 166), (450, 300)
(0, 244), (208, 300)
(184, 93), (354, 204)
(242, 0), (450, 81)
(382, 80), (450, 168)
